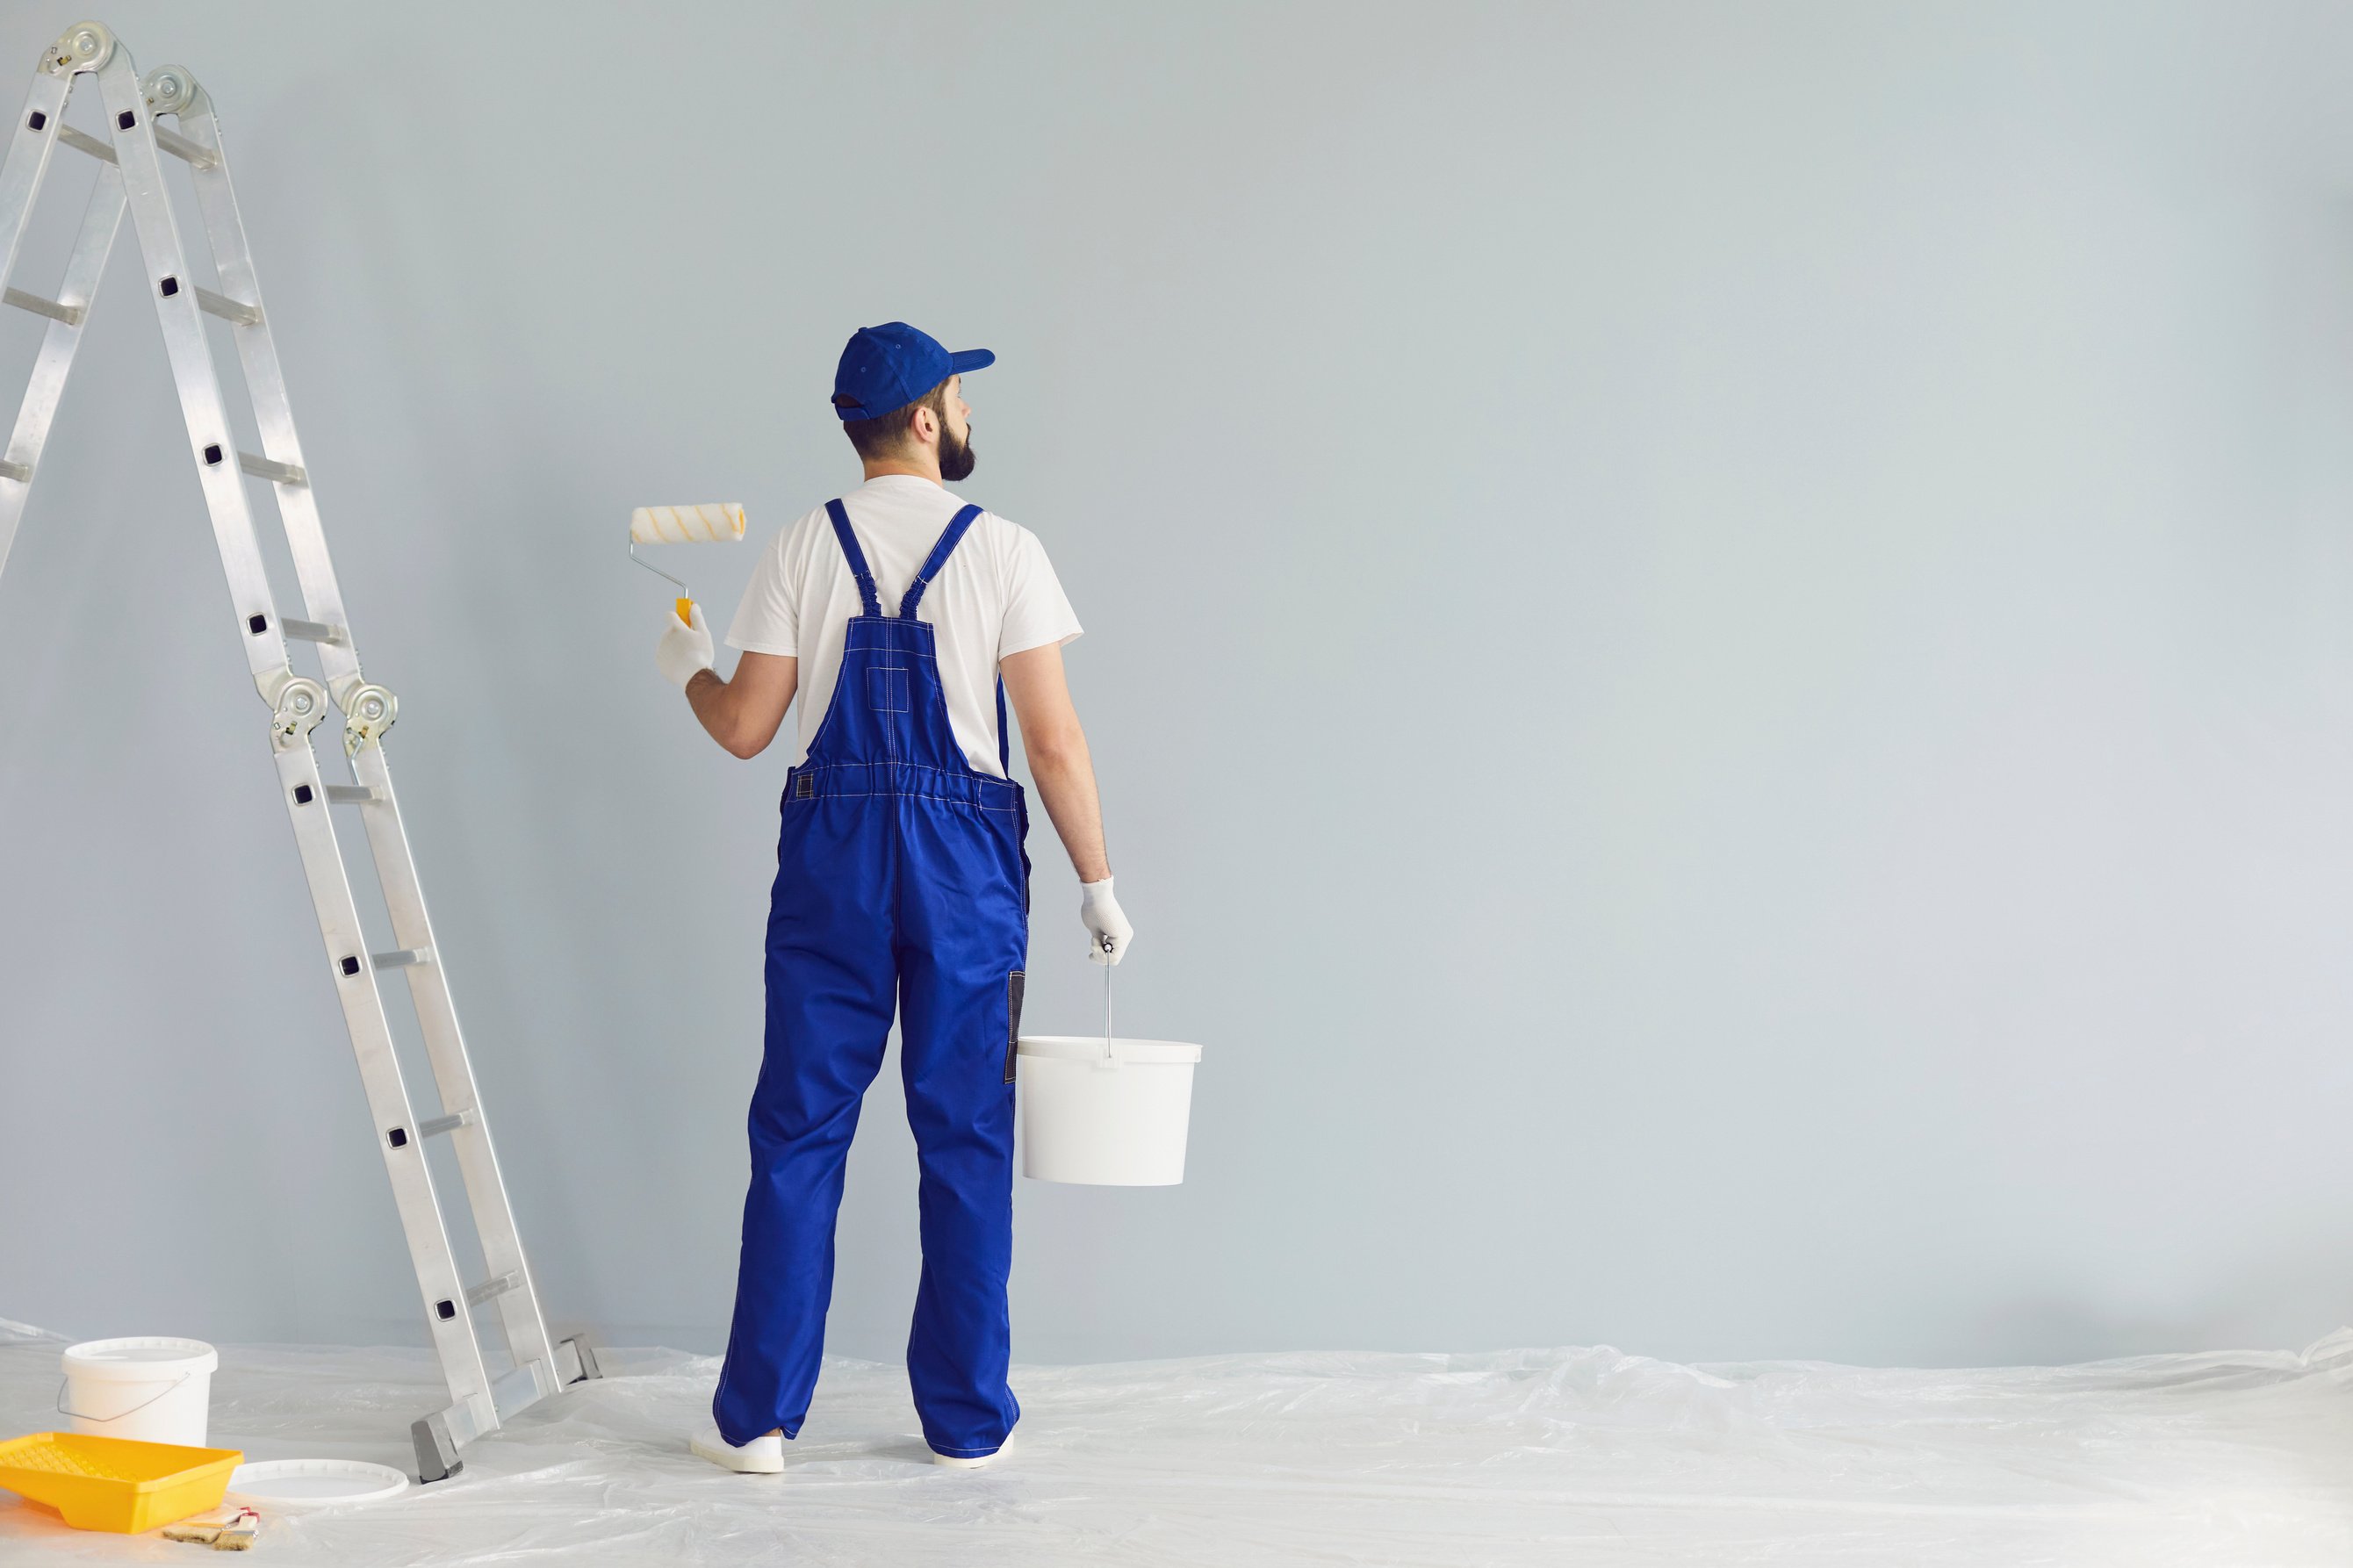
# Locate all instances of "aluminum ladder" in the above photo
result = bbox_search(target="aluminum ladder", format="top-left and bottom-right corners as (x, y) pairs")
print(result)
(0, 19), (597, 1482)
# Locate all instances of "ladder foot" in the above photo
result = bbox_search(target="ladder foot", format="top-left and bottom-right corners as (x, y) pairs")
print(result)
(559, 1334), (603, 1384)
(413, 1412), (464, 1485)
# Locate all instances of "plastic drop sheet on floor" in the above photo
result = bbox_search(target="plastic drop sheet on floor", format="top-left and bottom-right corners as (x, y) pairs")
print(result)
(4, 1316), (2352, 1564)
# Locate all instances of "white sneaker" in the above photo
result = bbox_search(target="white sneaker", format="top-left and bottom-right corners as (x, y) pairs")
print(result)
(932, 1435), (1011, 1470)
(691, 1424), (783, 1473)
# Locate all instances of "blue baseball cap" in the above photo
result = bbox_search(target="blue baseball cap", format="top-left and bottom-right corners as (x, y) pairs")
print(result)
(832, 322), (995, 421)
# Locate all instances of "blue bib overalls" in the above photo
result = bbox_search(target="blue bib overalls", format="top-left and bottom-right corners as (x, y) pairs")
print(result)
(712, 500), (1029, 1459)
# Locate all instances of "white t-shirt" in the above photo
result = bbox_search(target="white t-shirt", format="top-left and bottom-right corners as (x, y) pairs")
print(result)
(724, 474), (1083, 777)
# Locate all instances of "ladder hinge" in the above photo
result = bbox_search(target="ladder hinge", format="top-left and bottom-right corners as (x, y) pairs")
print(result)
(331, 676), (398, 757)
(42, 23), (114, 78)
(263, 673), (328, 750)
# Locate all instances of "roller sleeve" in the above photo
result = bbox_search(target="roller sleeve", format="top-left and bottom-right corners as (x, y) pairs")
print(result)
(629, 502), (746, 544)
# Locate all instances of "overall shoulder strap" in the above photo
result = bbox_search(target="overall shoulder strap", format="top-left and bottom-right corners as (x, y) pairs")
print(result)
(824, 499), (881, 618)
(899, 504), (986, 618)
(997, 675), (1011, 774)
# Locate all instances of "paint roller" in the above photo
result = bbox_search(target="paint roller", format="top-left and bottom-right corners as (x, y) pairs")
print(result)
(629, 502), (746, 625)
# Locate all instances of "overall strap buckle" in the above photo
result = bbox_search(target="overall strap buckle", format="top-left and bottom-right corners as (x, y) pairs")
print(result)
(898, 504), (986, 618)
(824, 499), (881, 618)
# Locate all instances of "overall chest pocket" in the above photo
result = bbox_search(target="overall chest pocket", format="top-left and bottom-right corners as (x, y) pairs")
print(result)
(867, 666), (910, 713)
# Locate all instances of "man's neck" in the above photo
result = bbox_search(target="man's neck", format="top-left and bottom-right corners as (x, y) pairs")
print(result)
(861, 457), (942, 486)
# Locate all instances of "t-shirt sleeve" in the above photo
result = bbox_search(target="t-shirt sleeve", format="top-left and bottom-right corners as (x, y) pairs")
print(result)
(998, 523), (1083, 658)
(724, 516), (802, 656)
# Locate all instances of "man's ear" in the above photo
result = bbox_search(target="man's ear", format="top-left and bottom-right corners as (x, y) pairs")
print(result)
(908, 403), (939, 447)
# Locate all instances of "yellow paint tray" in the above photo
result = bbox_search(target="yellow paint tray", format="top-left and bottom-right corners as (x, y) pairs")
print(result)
(0, 1431), (243, 1533)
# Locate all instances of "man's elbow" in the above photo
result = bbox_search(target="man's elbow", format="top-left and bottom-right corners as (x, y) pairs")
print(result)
(1025, 729), (1087, 773)
(709, 712), (768, 759)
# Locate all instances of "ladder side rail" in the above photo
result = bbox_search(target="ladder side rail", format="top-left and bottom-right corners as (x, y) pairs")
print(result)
(4, 32), (596, 1462)
(0, 162), (123, 575)
(164, 86), (561, 1385)
(271, 741), (496, 1421)
(0, 57), (69, 301)
(166, 90), (359, 693)
(351, 743), (563, 1381)
(90, 53), (286, 688)
(86, 49), (497, 1418)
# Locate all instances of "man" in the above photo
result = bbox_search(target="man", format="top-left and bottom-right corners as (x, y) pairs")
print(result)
(655, 322), (1133, 1472)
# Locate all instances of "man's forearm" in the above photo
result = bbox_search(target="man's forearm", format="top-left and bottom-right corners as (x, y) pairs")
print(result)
(1028, 743), (1112, 883)
(686, 668), (753, 758)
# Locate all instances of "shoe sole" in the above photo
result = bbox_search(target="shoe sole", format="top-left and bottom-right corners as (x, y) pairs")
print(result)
(690, 1436), (783, 1474)
(932, 1440), (1010, 1470)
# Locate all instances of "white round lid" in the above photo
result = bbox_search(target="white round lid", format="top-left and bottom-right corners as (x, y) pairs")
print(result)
(227, 1459), (411, 1508)
(61, 1337), (219, 1379)
(1017, 1034), (1202, 1065)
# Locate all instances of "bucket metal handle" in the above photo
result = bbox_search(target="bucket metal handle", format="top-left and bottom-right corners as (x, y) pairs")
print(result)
(1097, 943), (1120, 1071)
(57, 1370), (191, 1423)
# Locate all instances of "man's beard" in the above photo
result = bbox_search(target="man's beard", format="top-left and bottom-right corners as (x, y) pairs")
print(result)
(939, 423), (976, 482)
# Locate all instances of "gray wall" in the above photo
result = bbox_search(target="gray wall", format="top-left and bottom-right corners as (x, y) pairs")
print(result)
(4, 0), (2353, 1370)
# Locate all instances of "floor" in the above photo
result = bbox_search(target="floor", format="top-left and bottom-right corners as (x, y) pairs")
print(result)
(4, 1315), (2351, 1564)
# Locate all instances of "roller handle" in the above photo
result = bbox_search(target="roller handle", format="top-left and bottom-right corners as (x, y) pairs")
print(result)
(676, 597), (695, 626)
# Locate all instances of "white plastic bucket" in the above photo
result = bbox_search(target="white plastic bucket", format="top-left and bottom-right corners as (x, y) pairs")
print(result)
(59, 1338), (218, 1447)
(1018, 1035), (1202, 1185)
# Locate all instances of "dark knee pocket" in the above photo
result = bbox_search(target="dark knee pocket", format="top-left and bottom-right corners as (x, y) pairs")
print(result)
(1003, 970), (1025, 1083)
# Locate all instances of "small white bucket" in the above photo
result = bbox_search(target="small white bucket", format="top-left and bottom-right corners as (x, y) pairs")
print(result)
(1018, 1035), (1202, 1185)
(60, 1338), (218, 1447)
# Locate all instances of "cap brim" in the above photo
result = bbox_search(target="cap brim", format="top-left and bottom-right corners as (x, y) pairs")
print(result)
(948, 349), (996, 375)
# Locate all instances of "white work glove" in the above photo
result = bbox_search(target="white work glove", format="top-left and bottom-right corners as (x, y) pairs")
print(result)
(656, 602), (715, 689)
(1080, 876), (1133, 966)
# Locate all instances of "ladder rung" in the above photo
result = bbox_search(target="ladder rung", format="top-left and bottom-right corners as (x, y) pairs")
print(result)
(238, 451), (307, 486)
(465, 1272), (522, 1308)
(195, 285), (260, 327)
(56, 125), (114, 164)
(153, 125), (217, 170)
(51, 119), (214, 171)
(322, 784), (383, 805)
(0, 460), (27, 483)
(371, 947), (435, 971)
(282, 616), (346, 646)
(417, 1110), (476, 1140)
(4, 288), (83, 327)
(490, 1359), (549, 1420)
